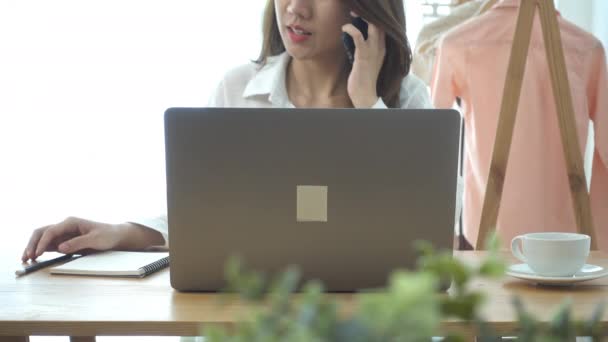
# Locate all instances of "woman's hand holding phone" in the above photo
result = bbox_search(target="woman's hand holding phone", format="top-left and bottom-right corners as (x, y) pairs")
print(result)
(341, 12), (386, 108)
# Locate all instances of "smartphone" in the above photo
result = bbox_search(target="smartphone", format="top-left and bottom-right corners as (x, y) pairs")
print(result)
(342, 17), (369, 65)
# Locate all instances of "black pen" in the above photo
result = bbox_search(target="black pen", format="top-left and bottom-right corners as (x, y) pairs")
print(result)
(15, 254), (75, 277)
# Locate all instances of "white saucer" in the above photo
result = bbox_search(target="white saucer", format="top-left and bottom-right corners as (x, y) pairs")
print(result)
(507, 263), (608, 286)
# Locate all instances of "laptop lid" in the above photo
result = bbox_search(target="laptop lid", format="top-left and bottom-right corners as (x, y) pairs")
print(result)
(165, 108), (461, 292)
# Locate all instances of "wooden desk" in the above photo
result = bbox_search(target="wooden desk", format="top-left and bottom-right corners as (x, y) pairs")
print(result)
(2, 251), (607, 342)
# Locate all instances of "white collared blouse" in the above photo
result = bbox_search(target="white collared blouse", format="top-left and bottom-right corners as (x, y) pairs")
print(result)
(209, 52), (432, 109)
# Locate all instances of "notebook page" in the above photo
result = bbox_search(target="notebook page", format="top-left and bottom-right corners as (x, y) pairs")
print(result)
(50, 251), (169, 276)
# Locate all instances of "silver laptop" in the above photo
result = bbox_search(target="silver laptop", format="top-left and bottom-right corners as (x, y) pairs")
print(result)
(165, 107), (461, 292)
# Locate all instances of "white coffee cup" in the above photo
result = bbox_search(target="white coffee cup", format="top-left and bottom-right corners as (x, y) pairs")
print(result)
(511, 232), (590, 277)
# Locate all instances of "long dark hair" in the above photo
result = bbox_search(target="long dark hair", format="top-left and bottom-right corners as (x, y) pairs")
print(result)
(255, 0), (413, 108)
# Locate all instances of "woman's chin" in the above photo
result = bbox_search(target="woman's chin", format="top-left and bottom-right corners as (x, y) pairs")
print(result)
(285, 48), (314, 61)
(285, 45), (347, 63)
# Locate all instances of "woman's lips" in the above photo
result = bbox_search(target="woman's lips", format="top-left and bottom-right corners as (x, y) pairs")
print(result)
(287, 26), (312, 43)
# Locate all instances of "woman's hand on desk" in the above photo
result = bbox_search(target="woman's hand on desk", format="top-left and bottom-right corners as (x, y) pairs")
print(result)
(22, 217), (165, 262)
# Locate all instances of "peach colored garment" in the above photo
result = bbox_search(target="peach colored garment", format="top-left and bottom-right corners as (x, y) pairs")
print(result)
(431, 0), (608, 250)
(413, 0), (498, 85)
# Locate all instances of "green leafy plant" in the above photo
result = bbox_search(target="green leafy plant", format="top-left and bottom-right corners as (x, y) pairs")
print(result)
(203, 234), (605, 341)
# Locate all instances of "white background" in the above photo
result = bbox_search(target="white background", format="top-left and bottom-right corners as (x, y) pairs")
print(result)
(0, 0), (267, 246)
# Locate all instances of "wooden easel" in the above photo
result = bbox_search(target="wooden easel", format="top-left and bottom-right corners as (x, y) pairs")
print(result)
(476, 0), (597, 249)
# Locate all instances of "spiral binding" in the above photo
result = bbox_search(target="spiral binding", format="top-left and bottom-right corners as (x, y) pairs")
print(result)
(140, 256), (170, 276)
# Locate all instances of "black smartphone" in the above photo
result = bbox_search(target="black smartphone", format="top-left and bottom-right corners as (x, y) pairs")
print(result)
(342, 16), (369, 65)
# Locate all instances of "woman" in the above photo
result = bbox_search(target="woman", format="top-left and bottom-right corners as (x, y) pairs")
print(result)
(22, 0), (431, 262)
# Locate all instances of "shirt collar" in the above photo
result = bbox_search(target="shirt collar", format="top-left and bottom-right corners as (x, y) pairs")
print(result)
(243, 51), (292, 107)
(495, 0), (520, 8)
(493, 0), (562, 16)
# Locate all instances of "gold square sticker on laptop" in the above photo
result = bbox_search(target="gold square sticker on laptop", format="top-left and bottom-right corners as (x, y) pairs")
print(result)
(296, 185), (328, 222)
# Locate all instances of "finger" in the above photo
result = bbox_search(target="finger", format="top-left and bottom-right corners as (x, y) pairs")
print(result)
(342, 24), (366, 48)
(367, 21), (384, 45)
(34, 229), (60, 258)
(58, 234), (97, 254)
(365, 23), (386, 59)
(349, 12), (371, 38)
(22, 247), (32, 262)
(34, 218), (81, 258)
(23, 226), (48, 261)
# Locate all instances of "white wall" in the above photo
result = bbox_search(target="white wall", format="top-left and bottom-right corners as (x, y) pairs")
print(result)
(0, 0), (266, 247)
(592, 0), (608, 49)
(555, 0), (607, 188)
(557, 0), (608, 47)
(556, 0), (593, 33)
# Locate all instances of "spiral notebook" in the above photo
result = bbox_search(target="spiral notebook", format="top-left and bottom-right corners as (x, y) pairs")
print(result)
(50, 251), (169, 278)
